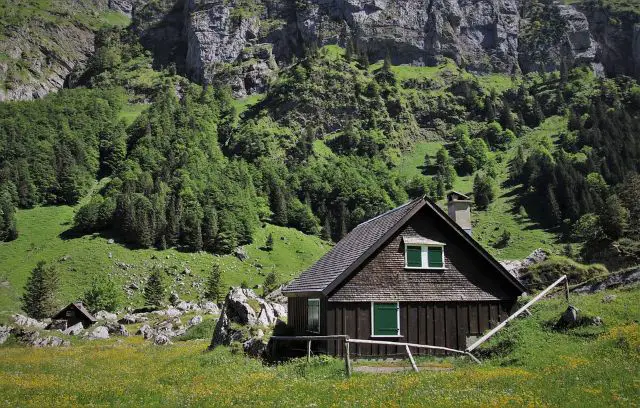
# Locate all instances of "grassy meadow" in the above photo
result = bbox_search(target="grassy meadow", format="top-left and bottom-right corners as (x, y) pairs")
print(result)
(0, 287), (638, 407)
(0, 204), (330, 314)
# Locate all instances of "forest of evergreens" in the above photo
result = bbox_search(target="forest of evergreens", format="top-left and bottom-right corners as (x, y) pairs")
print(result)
(1, 25), (639, 268)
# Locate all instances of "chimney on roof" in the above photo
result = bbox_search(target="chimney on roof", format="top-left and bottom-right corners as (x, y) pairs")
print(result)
(447, 191), (472, 236)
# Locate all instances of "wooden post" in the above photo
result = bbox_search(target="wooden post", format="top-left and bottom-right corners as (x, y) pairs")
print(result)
(565, 278), (570, 303)
(307, 340), (311, 362)
(344, 338), (352, 377)
(405, 344), (419, 372)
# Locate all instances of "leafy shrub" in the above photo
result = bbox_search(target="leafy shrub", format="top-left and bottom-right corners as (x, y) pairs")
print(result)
(520, 256), (608, 289)
(177, 318), (217, 341)
(82, 276), (121, 313)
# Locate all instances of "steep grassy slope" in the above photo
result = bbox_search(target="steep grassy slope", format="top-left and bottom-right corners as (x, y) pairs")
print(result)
(394, 116), (568, 260)
(0, 286), (637, 406)
(0, 204), (330, 313)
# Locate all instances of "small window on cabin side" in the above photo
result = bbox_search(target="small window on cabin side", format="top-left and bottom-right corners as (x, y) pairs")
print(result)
(307, 299), (320, 333)
(372, 302), (399, 336)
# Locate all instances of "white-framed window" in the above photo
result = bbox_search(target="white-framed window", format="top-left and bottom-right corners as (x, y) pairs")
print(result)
(371, 302), (401, 337)
(307, 299), (320, 333)
(404, 245), (445, 269)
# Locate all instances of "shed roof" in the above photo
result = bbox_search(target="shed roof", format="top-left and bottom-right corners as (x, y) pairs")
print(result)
(283, 196), (526, 296)
(53, 302), (97, 323)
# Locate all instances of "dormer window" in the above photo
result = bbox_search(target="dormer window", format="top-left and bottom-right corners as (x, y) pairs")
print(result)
(403, 237), (445, 269)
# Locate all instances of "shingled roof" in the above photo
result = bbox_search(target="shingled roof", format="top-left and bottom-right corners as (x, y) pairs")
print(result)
(283, 196), (526, 296)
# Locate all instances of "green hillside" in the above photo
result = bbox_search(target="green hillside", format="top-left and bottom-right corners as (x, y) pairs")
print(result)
(0, 204), (330, 313)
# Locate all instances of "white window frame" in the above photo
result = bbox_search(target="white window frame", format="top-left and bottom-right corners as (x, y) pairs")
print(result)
(307, 298), (320, 333)
(404, 244), (446, 270)
(370, 301), (402, 338)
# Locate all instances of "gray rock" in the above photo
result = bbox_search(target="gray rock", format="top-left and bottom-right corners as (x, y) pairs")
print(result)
(189, 315), (203, 326)
(501, 248), (549, 278)
(95, 310), (118, 321)
(119, 313), (148, 324)
(153, 334), (172, 346)
(88, 326), (110, 340)
(560, 305), (580, 326)
(270, 303), (287, 319)
(63, 322), (84, 336)
(169, 292), (181, 306)
(107, 238), (115, 244)
(234, 246), (249, 261)
(243, 337), (268, 358)
(257, 302), (276, 326)
(573, 268), (640, 294)
(165, 308), (182, 317)
(104, 322), (129, 336)
(176, 301), (194, 312)
(12, 314), (47, 329)
(201, 302), (220, 315)
(15, 329), (40, 345)
(602, 294), (617, 303)
(137, 324), (155, 340)
(0, 325), (12, 344)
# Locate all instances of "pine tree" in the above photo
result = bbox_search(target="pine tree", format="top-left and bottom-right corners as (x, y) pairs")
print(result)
(204, 263), (223, 303)
(500, 103), (516, 132)
(599, 194), (629, 240)
(21, 261), (59, 319)
(144, 267), (165, 308)
(270, 184), (288, 226)
(546, 186), (562, 225)
(345, 39), (354, 61)
(0, 189), (18, 242)
(265, 232), (274, 251)
(263, 269), (278, 296)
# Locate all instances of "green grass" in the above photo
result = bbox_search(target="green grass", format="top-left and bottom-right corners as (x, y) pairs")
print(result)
(118, 103), (148, 125)
(232, 93), (265, 114)
(99, 10), (131, 28)
(0, 204), (330, 314)
(392, 115), (569, 260)
(0, 287), (637, 406)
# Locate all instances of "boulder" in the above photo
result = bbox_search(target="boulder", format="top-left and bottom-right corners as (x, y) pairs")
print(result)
(560, 305), (579, 326)
(14, 329), (40, 345)
(243, 337), (268, 358)
(165, 308), (182, 317)
(602, 294), (617, 303)
(63, 322), (84, 336)
(119, 314), (148, 324)
(169, 292), (181, 306)
(265, 285), (287, 304)
(0, 325), (12, 344)
(137, 324), (155, 340)
(104, 322), (129, 336)
(176, 301), (193, 312)
(11, 314), (47, 329)
(256, 302), (276, 326)
(234, 246), (249, 261)
(188, 315), (203, 326)
(154, 334), (172, 345)
(201, 302), (220, 315)
(95, 311), (118, 321)
(88, 326), (110, 340)
(225, 288), (259, 325)
(270, 303), (287, 319)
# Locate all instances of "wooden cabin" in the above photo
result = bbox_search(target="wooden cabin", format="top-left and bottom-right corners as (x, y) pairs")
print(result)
(52, 302), (97, 329)
(282, 195), (526, 357)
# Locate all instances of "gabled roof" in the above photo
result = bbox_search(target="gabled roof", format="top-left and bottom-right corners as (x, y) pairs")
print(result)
(283, 196), (526, 296)
(53, 302), (97, 323)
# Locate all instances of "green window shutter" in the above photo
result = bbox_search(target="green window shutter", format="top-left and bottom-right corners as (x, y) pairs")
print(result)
(428, 247), (444, 268)
(373, 303), (399, 336)
(406, 246), (422, 267)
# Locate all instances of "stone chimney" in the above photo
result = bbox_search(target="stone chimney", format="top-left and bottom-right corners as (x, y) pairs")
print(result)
(447, 191), (472, 235)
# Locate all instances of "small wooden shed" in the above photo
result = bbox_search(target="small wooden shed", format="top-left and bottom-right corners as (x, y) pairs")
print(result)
(283, 195), (526, 357)
(52, 302), (97, 329)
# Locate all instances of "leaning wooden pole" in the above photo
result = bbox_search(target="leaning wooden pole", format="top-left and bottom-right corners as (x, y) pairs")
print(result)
(466, 275), (568, 353)
(405, 344), (419, 372)
(565, 278), (570, 303)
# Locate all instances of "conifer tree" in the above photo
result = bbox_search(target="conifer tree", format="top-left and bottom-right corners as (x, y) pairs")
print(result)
(204, 263), (223, 303)
(21, 261), (59, 319)
(263, 269), (278, 296)
(0, 189), (18, 242)
(265, 232), (274, 251)
(144, 267), (165, 308)
(473, 173), (495, 210)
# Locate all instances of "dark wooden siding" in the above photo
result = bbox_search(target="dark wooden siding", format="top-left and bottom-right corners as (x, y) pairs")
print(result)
(287, 297), (308, 335)
(320, 300), (516, 357)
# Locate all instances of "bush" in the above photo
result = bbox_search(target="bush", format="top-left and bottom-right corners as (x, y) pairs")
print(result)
(177, 319), (217, 341)
(82, 276), (121, 313)
(520, 256), (608, 290)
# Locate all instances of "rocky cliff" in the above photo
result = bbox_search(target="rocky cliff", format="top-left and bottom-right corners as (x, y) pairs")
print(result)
(2, 0), (639, 100)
